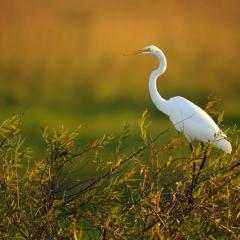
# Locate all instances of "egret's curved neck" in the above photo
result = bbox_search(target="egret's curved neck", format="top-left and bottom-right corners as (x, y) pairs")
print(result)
(149, 51), (169, 116)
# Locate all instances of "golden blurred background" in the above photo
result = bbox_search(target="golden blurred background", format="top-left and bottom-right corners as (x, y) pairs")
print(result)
(0, 0), (239, 155)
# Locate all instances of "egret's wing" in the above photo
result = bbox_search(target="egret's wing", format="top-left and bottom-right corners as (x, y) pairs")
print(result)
(167, 96), (219, 142)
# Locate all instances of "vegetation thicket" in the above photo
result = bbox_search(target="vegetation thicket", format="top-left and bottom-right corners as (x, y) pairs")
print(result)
(0, 99), (239, 239)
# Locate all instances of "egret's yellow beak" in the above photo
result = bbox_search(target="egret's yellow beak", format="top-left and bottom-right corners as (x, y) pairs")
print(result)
(124, 49), (145, 56)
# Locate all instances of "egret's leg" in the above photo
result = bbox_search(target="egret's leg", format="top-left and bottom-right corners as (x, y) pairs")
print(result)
(190, 160), (196, 192)
(195, 145), (208, 185)
(199, 143), (207, 172)
(189, 143), (195, 188)
(188, 143), (195, 202)
(189, 143), (193, 153)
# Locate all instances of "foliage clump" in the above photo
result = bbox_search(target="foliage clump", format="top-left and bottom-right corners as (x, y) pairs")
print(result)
(0, 102), (239, 239)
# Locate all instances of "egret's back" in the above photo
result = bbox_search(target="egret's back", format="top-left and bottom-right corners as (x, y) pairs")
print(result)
(167, 96), (232, 153)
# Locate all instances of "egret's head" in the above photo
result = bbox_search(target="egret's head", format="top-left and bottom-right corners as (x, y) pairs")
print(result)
(129, 45), (161, 55)
(125, 45), (167, 71)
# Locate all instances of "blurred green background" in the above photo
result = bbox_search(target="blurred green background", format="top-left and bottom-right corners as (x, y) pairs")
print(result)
(0, 0), (239, 156)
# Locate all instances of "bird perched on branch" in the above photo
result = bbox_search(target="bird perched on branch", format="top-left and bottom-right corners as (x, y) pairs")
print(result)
(130, 45), (232, 153)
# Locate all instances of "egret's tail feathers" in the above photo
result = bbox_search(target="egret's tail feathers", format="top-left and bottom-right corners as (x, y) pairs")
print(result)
(215, 136), (232, 153)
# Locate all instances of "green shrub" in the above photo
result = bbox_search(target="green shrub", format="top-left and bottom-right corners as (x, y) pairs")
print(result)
(0, 103), (239, 239)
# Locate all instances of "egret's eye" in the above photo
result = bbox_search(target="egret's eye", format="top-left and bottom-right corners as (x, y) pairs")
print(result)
(144, 48), (151, 52)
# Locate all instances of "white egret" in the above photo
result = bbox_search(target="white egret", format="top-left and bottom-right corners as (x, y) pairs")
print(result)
(132, 45), (232, 153)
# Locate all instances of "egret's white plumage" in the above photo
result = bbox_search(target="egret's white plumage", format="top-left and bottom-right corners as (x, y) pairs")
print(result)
(136, 45), (232, 153)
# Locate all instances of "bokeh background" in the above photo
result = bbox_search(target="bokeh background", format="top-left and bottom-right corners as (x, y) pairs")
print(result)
(0, 0), (239, 156)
